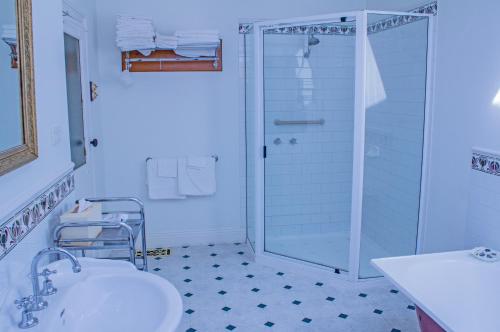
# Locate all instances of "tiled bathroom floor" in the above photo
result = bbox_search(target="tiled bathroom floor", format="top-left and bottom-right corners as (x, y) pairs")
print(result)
(149, 243), (419, 332)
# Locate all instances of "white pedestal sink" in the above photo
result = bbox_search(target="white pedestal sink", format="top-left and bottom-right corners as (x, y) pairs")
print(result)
(1, 258), (182, 332)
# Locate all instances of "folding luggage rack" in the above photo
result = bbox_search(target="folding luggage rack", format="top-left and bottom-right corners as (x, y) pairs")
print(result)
(53, 197), (148, 271)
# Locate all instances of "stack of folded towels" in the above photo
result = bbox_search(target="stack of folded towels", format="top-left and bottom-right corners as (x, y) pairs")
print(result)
(116, 15), (156, 55)
(1, 25), (16, 46)
(174, 30), (221, 58)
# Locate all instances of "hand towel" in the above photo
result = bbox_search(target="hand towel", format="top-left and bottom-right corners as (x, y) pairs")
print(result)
(147, 158), (186, 200)
(157, 158), (178, 178)
(178, 156), (216, 196)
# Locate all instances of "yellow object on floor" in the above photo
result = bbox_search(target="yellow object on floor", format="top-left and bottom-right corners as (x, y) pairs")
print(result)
(136, 248), (171, 258)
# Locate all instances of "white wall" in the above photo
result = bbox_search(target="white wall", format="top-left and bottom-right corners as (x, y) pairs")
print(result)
(452, 1), (500, 249)
(423, 0), (500, 252)
(93, 0), (364, 247)
(0, 0), (76, 317)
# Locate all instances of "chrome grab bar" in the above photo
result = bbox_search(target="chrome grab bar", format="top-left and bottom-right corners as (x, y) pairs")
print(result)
(274, 119), (325, 126)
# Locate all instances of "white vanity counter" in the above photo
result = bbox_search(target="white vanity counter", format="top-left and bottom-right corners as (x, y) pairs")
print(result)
(373, 251), (500, 332)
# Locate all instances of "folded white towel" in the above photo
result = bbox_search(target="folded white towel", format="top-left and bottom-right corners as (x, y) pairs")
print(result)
(155, 34), (178, 50)
(1, 25), (16, 44)
(116, 15), (156, 53)
(103, 213), (129, 222)
(178, 156), (216, 196)
(175, 48), (217, 58)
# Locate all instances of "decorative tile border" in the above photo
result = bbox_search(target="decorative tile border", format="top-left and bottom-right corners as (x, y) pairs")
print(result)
(239, 23), (253, 34)
(367, 1), (437, 34)
(472, 150), (500, 177)
(0, 172), (75, 260)
(264, 24), (356, 36)
(239, 1), (437, 35)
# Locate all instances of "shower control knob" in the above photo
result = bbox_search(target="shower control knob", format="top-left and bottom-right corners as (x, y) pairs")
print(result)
(289, 138), (298, 145)
(274, 138), (282, 145)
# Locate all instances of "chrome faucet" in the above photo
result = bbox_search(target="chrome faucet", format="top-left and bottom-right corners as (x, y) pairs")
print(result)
(15, 248), (81, 329)
(30, 248), (81, 311)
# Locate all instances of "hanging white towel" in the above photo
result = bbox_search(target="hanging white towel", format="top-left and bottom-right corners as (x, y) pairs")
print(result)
(147, 158), (186, 200)
(157, 158), (178, 178)
(178, 156), (216, 196)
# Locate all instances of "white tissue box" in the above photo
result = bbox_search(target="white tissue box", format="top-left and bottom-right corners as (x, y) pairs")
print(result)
(60, 203), (103, 240)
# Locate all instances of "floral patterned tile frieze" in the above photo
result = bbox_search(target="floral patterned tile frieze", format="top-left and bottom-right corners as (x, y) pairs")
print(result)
(472, 150), (500, 177)
(239, 1), (437, 35)
(0, 172), (75, 260)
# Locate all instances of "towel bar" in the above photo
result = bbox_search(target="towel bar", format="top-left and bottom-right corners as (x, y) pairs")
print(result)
(146, 155), (219, 162)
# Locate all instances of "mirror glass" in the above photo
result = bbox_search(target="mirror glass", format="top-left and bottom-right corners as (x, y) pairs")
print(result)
(0, 0), (23, 152)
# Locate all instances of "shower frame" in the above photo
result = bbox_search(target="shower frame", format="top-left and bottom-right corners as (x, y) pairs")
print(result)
(250, 10), (436, 281)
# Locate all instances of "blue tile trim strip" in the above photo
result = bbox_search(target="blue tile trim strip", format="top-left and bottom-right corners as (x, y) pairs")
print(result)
(472, 150), (500, 177)
(0, 172), (75, 260)
(239, 1), (437, 35)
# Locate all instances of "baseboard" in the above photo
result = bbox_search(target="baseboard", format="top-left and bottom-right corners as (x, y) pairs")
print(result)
(146, 227), (246, 248)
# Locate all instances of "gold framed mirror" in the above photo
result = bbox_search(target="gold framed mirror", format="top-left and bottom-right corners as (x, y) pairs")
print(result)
(0, 0), (37, 176)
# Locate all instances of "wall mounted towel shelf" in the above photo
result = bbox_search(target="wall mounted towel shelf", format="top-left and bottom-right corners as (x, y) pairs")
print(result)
(122, 40), (223, 72)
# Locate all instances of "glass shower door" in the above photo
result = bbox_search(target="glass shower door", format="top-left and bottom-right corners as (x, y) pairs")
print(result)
(359, 13), (430, 278)
(262, 20), (357, 271)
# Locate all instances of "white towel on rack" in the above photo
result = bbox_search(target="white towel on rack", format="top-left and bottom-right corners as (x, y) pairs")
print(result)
(147, 158), (186, 200)
(116, 15), (156, 53)
(155, 34), (178, 50)
(178, 157), (216, 196)
(1, 25), (16, 44)
(174, 48), (217, 58)
(175, 30), (220, 49)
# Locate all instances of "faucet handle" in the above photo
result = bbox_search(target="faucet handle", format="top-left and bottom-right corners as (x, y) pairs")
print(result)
(15, 296), (34, 310)
(39, 269), (58, 296)
(39, 269), (57, 277)
(15, 296), (39, 329)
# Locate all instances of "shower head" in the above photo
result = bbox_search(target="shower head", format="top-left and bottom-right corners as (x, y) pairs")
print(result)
(304, 34), (320, 58)
(308, 34), (320, 46)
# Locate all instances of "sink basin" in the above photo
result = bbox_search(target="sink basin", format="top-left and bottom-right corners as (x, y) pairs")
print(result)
(1, 258), (182, 332)
(372, 251), (500, 332)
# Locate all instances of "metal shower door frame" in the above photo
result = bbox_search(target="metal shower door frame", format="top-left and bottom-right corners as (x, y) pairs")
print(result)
(253, 10), (435, 281)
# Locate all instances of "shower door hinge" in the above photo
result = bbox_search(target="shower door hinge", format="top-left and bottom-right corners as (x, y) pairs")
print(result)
(263, 145), (267, 159)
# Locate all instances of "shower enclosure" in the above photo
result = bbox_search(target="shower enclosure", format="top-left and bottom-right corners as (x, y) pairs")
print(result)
(243, 9), (435, 280)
